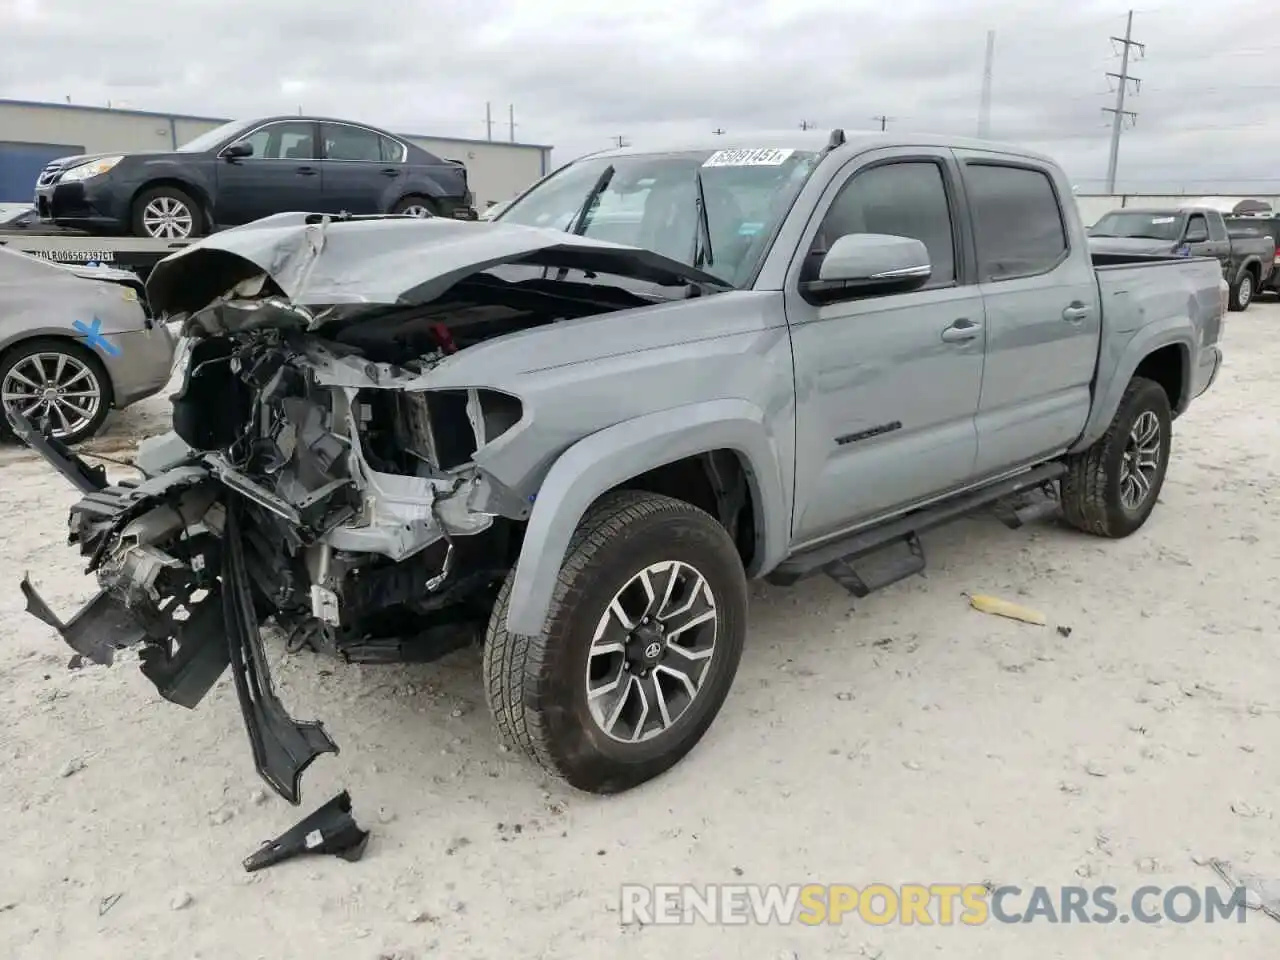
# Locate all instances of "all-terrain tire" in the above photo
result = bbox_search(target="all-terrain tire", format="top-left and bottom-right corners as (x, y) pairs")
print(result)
(1228, 269), (1254, 312)
(131, 185), (205, 239)
(1060, 376), (1172, 538)
(483, 490), (748, 794)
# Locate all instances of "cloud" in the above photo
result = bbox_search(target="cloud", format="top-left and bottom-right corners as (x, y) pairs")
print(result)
(1, 0), (1276, 194)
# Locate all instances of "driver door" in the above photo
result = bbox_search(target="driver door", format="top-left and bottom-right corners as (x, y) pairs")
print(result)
(782, 148), (985, 546)
(214, 120), (322, 227)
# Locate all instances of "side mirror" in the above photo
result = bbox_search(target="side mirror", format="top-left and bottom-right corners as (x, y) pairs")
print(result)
(1184, 225), (1208, 244)
(803, 233), (931, 299)
(222, 141), (253, 160)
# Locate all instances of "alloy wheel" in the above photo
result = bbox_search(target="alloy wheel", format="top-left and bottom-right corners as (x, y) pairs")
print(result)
(142, 196), (194, 239)
(1119, 409), (1161, 510)
(2, 351), (103, 441)
(584, 560), (719, 743)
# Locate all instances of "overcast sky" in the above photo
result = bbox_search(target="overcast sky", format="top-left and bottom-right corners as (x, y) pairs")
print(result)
(1, 0), (1276, 194)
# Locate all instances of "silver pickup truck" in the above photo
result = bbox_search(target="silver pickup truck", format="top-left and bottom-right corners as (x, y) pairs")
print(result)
(16, 129), (1225, 808)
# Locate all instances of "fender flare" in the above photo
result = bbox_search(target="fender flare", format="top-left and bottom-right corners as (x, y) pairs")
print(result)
(1070, 319), (1192, 454)
(503, 399), (791, 637)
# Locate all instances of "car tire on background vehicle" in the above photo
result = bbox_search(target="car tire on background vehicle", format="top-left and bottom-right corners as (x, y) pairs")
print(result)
(1059, 375), (1172, 539)
(1228, 270), (1254, 312)
(0, 338), (113, 445)
(131, 185), (205, 240)
(391, 195), (437, 218)
(483, 490), (749, 795)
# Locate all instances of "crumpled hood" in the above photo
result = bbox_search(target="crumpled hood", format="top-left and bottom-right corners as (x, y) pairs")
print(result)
(145, 212), (730, 318)
(1088, 235), (1180, 256)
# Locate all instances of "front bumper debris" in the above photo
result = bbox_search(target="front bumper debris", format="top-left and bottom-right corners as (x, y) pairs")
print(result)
(13, 411), (338, 805)
(243, 789), (369, 873)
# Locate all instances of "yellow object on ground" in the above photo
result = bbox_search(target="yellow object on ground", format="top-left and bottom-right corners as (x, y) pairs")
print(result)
(968, 594), (1047, 626)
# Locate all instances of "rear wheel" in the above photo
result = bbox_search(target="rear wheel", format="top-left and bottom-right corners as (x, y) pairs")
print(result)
(0, 338), (113, 444)
(483, 490), (748, 794)
(1060, 376), (1172, 538)
(391, 195), (436, 218)
(1228, 270), (1254, 311)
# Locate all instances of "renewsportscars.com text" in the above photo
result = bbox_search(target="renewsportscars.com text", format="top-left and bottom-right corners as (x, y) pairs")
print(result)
(620, 883), (1248, 926)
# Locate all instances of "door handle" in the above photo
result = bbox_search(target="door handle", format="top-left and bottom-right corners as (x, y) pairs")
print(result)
(940, 319), (981, 343)
(1062, 303), (1091, 323)
(380, 167), (400, 177)
(295, 166), (318, 176)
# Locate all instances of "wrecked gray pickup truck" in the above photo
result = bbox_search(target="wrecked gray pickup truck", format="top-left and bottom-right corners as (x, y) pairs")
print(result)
(17, 130), (1226, 806)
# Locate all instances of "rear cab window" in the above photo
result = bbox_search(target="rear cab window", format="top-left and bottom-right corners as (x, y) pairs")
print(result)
(963, 162), (1068, 281)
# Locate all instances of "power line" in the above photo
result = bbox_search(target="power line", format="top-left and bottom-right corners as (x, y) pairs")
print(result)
(1102, 9), (1143, 193)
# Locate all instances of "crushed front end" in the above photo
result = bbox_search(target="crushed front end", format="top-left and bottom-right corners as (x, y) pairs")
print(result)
(17, 300), (523, 804)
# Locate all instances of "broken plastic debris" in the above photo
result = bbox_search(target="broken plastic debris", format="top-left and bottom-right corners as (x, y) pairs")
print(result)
(967, 593), (1047, 626)
(242, 789), (369, 873)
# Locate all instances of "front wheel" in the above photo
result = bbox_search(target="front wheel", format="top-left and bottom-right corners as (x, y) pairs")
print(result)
(131, 185), (204, 240)
(1228, 270), (1254, 312)
(483, 490), (748, 794)
(1060, 376), (1172, 538)
(0, 338), (113, 444)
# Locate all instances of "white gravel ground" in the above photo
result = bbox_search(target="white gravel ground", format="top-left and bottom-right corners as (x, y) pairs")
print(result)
(1, 303), (1278, 960)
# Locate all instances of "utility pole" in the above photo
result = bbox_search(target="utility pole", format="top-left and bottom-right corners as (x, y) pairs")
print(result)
(612, 135), (629, 148)
(508, 104), (516, 142)
(871, 115), (892, 131)
(799, 120), (814, 131)
(712, 127), (725, 135)
(1103, 10), (1143, 193)
(977, 30), (995, 138)
(485, 102), (493, 141)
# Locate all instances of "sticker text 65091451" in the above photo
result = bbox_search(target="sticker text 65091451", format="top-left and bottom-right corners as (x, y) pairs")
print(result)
(702, 148), (795, 168)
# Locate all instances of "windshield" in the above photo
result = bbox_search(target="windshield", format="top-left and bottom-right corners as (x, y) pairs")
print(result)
(1090, 211), (1182, 241)
(497, 148), (822, 287)
(176, 119), (256, 154)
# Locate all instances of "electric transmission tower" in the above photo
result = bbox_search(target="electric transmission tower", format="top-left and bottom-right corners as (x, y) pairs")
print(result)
(1102, 10), (1144, 193)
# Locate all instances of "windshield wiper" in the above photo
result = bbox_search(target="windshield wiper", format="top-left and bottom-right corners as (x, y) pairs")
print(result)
(568, 164), (615, 236)
(690, 169), (715, 269)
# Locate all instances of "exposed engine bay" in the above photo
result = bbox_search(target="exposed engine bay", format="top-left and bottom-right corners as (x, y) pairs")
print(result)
(15, 213), (727, 804)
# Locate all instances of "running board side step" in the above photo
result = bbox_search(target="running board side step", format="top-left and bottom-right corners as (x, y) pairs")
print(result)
(767, 462), (1067, 594)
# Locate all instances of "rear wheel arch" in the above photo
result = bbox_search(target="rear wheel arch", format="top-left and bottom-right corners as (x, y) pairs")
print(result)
(1132, 343), (1188, 416)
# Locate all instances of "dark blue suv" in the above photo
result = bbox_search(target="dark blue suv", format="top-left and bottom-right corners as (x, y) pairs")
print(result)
(35, 115), (477, 239)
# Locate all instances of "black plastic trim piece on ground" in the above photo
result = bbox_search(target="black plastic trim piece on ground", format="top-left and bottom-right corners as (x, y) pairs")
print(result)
(19, 578), (146, 665)
(242, 790), (369, 873)
(223, 497), (338, 804)
(9, 411), (107, 494)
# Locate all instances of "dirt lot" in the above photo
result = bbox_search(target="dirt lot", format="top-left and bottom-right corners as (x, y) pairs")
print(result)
(1, 303), (1278, 960)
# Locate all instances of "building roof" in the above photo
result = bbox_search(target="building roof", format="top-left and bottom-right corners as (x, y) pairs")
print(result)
(0, 98), (554, 152)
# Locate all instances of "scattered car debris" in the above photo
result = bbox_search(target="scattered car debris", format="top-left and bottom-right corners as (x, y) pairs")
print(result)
(242, 789), (369, 873)
(1230, 800), (1270, 819)
(967, 593), (1047, 626)
(1084, 762), (1108, 778)
(1202, 857), (1280, 922)
(97, 892), (123, 916)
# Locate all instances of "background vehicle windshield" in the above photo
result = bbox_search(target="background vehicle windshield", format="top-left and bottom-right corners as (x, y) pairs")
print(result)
(498, 148), (822, 287)
(1090, 211), (1182, 241)
(177, 119), (255, 153)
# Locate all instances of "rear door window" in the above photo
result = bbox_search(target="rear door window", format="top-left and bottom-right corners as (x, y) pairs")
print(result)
(964, 163), (1068, 282)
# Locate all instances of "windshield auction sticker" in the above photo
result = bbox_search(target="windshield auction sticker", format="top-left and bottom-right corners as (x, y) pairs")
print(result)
(702, 148), (795, 167)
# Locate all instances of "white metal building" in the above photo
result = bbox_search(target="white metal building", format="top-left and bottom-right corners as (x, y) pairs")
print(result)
(0, 98), (552, 210)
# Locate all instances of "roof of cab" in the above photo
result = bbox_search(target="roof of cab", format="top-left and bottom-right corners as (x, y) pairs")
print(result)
(579, 128), (1061, 167)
